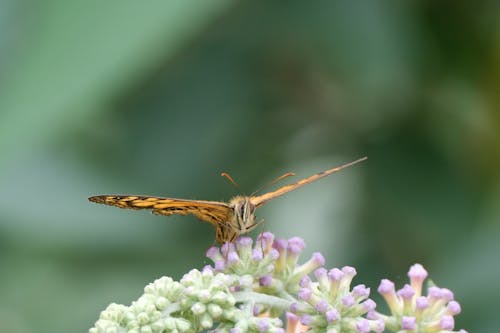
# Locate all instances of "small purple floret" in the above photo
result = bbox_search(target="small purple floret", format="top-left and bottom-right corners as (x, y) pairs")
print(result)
(286, 311), (299, 321)
(287, 237), (305, 254)
(252, 249), (263, 261)
(374, 319), (385, 333)
(353, 284), (370, 298)
(408, 263), (428, 280)
(342, 266), (357, 277)
(326, 309), (339, 322)
(447, 300), (461, 315)
(290, 302), (299, 312)
(362, 299), (376, 312)
(273, 239), (288, 251)
(202, 265), (214, 274)
(440, 315), (455, 330)
(221, 242), (234, 254)
(397, 284), (415, 299)
(269, 249), (280, 260)
(253, 305), (261, 316)
(366, 311), (377, 320)
(259, 275), (272, 287)
(428, 286), (441, 299)
(227, 251), (239, 265)
(314, 300), (328, 313)
(416, 296), (429, 309)
(311, 252), (325, 266)
(328, 268), (344, 281)
(299, 275), (311, 287)
(257, 319), (270, 332)
(342, 295), (355, 307)
(237, 236), (252, 247)
(378, 279), (395, 295)
(300, 314), (313, 326)
(355, 319), (370, 333)
(214, 260), (226, 271)
(206, 246), (220, 259)
(441, 288), (454, 301)
(230, 328), (242, 333)
(401, 316), (416, 330)
(298, 288), (312, 300)
(314, 267), (327, 280)
(258, 232), (274, 243)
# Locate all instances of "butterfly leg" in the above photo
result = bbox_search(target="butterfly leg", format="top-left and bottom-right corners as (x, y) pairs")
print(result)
(244, 219), (265, 233)
(245, 219), (269, 254)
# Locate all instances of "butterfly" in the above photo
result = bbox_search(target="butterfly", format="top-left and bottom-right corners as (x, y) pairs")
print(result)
(88, 157), (367, 243)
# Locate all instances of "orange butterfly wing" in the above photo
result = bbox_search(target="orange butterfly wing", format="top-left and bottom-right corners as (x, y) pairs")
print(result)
(250, 157), (367, 207)
(88, 195), (232, 226)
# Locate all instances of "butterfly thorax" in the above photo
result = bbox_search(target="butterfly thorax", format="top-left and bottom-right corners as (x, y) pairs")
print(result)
(215, 196), (256, 243)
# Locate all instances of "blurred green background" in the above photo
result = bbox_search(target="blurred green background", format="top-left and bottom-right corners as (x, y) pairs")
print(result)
(1, 1), (499, 332)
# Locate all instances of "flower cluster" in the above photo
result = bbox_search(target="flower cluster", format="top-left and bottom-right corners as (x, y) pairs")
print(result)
(289, 266), (384, 333)
(90, 233), (467, 333)
(371, 264), (466, 333)
(206, 233), (325, 297)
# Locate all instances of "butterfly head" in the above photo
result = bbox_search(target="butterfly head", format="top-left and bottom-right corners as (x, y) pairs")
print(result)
(230, 196), (256, 231)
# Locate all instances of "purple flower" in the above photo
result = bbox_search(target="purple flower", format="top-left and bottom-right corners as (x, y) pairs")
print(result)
(313, 267), (326, 278)
(342, 266), (357, 278)
(373, 319), (385, 333)
(440, 315), (455, 330)
(214, 260), (226, 271)
(269, 248), (280, 260)
(272, 238), (288, 252)
(342, 294), (355, 307)
(287, 237), (305, 254)
(257, 232), (274, 251)
(236, 236), (253, 248)
(416, 296), (429, 310)
(401, 316), (416, 330)
(397, 284), (414, 300)
(377, 279), (395, 295)
(355, 318), (370, 333)
(252, 249), (263, 261)
(408, 263), (427, 296)
(328, 268), (344, 281)
(299, 275), (311, 288)
(312, 252), (326, 266)
(259, 275), (272, 287)
(325, 309), (339, 322)
(300, 314), (313, 326)
(257, 318), (270, 332)
(375, 264), (466, 333)
(314, 300), (328, 313)
(361, 299), (376, 312)
(206, 246), (222, 261)
(352, 284), (370, 299)
(227, 251), (239, 265)
(447, 300), (462, 315)
(289, 302), (300, 313)
(377, 279), (398, 313)
(298, 288), (312, 300)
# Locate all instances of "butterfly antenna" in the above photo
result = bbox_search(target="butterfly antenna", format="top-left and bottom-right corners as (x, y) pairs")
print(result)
(221, 172), (241, 190)
(251, 172), (296, 196)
